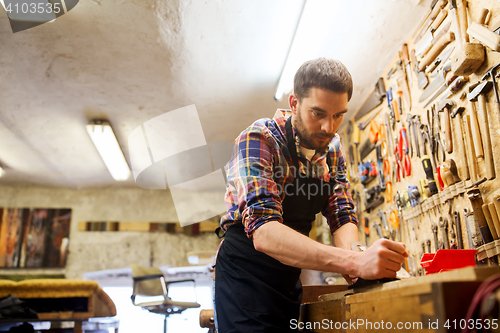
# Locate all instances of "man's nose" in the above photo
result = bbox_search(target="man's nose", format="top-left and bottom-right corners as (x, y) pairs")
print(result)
(321, 119), (335, 134)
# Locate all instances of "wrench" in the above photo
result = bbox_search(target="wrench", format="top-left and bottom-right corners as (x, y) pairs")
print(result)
(439, 217), (450, 249)
(406, 113), (414, 158)
(412, 115), (421, 158)
(454, 210), (463, 249)
(431, 222), (439, 252)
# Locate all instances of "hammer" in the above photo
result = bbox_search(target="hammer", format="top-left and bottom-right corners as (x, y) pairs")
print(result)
(463, 114), (480, 183)
(481, 62), (500, 111)
(437, 99), (455, 154)
(468, 81), (495, 179)
(450, 106), (470, 180)
(466, 83), (485, 160)
(467, 189), (498, 265)
(451, 0), (485, 76)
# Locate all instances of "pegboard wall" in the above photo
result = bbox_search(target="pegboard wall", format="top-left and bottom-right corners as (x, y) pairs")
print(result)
(341, 0), (500, 276)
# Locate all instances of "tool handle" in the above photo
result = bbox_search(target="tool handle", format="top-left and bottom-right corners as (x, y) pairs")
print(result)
(477, 94), (495, 179)
(429, 0), (445, 21)
(467, 22), (500, 52)
(431, 9), (448, 33)
(402, 44), (410, 66)
(457, 0), (468, 43)
(353, 124), (360, 145)
(398, 96), (403, 115)
(410, 49), (417, 72)
(491, 199), (500, 237)
(467, 189), (494, 244)
(442, 168), (454, 186)
(469, 101), (484, 159)
(463, 114), (479, 182)
(477, 8), (489, 25)
(450, 4), (462, 49)
(443, 106), (453, 153)
(482, 204), (499, 240)
(436, 165), (445, 191)
(393, 99), (400, 122)
(419, 31), (455, 71)
(449, 159), (461, 183)
(427, 22), (452, 57)
(363, 217), (370, 241)
(422, 155), (438, 195)
(401, 128), (408, 154)
(374, 223), (384, 239)
(454, 115), (470, 180)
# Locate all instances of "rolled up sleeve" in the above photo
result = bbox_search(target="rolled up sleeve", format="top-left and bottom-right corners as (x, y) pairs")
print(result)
(224, 123), (283, 238)
(322, 142), (358, 233)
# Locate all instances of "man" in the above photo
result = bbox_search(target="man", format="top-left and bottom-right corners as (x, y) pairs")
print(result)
(214, 58), (407, 332)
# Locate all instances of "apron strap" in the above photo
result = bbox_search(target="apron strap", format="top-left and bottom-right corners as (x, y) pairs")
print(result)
(215, 226), (226, 239)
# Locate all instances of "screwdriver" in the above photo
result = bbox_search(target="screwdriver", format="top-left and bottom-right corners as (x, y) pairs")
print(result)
(363, 217), (370, 244)
(422, 155), (438, 195)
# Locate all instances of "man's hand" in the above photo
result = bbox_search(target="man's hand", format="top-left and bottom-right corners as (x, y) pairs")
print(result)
(341, 274), (358, 285)
(354, 239), (408, 280)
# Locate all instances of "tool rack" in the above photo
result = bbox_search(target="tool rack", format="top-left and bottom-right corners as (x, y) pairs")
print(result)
(342, 0), (500, 275)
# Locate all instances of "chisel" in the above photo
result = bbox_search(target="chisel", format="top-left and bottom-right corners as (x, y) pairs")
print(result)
(402, 44), (412, 87)
(414, 0), (447, 44)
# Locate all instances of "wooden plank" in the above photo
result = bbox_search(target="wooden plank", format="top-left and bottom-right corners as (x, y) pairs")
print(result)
(319, 266), (500, 302)
(315, 281), (485, 333)
(118, 222), (150, 232)
(319, 289), (353, 302)
(199, 221), (220, 233)
(302, 285), (349, 304)
(346, 283), (433, 304)
(299, 298), (345, 333)
(77, 222), (86, 231)
(345, 294), (435, 333)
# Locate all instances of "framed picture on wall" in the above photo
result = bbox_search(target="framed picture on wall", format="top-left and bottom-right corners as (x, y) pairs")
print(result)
(0, 208), (30, 268)
(0, 208), (71, 268)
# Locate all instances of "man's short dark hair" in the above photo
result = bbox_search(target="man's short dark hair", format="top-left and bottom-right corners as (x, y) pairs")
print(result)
(293, 58), (353, 101)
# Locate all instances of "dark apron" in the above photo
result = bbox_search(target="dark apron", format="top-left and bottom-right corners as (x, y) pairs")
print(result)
(215, 116), (337, 333)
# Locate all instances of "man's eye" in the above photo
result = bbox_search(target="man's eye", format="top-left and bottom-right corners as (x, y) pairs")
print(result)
(313, 111), (324, 117)
(334, 113), (344, 119)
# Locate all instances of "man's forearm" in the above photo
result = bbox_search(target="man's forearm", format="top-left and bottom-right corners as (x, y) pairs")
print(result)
(252, 220), (408, 280)
(252, 221), (359, 276)
(333, 222), (360, 251)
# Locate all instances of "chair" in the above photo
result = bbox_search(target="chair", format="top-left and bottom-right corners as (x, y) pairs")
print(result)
(130, 264), (200, 333)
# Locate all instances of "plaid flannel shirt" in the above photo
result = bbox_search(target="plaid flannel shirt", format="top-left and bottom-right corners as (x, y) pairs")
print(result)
(220, 109), (358, 238)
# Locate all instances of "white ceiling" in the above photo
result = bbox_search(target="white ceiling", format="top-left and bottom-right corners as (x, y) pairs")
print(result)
(0, 0), (431, 189)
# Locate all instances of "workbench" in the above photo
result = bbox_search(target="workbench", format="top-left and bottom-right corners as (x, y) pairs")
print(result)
(299, 266), (500, 333)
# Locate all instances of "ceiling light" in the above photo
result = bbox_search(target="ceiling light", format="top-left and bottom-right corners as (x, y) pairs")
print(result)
(274, 0), (337, 101)
(0, 165), (4, 177)
(86, 120), (131, 181)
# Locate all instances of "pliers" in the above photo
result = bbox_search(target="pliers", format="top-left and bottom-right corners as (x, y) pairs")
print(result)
(420, 123), (436, 173)
(399, 127), (411, 177)
(433, 132), (446, 164)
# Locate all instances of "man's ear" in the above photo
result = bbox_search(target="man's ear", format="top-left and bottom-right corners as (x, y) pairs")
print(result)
(289, 93), (298, 115)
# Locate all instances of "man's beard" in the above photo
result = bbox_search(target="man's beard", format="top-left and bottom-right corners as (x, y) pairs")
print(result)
(294, 111), (334, 151)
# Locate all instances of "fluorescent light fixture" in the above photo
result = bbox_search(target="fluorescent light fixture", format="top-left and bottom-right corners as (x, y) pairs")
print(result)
(86, 120), (131, 181)
(274, 0), (338, 101)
